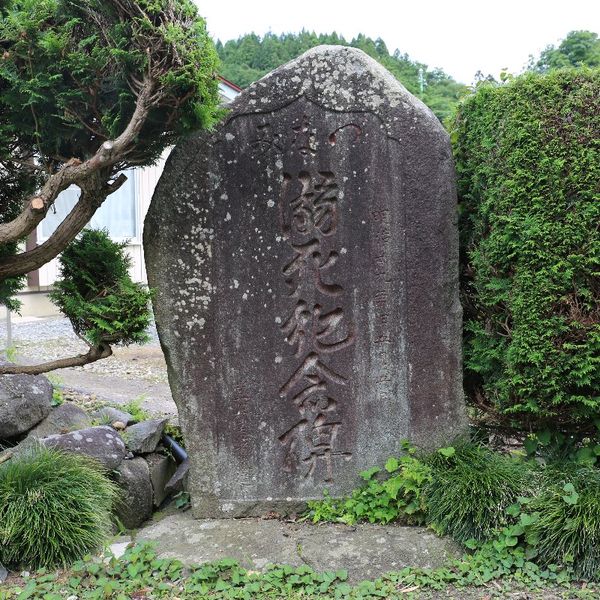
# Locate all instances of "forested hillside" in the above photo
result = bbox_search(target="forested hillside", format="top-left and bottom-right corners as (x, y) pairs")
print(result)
(216, 32), (468, 122)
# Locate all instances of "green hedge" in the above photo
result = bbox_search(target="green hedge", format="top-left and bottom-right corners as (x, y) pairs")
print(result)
(452, 69), (600, 431)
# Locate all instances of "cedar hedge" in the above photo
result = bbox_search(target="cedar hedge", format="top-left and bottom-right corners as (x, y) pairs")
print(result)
(452, 69), (600, 431)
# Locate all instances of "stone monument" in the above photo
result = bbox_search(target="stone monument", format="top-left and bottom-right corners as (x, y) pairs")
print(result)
(145, 46), (465, 518)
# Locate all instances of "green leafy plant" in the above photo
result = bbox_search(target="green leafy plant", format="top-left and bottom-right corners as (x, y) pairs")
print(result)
(4, 539), (600, 599)
(0, 445), (118, 569)
(121, 395), (152, 423)
(523, 428), (600, 467)
(173, 491), (191, 511)
(3, 344), (17, 362)
(307, 442), (431, 525)
(46, 373), (65, 407)
(426, 441), (534, 544)
(452, 68), (600, 432)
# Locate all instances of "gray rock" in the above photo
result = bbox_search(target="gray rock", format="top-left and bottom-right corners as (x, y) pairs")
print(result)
(114, 457), (153, 529)
(165, 458), (190, 495)
(123, 419), (168, 454)
(0, 436), (38, 463)
(43, 425), (127, 470)
(137, 513), (460, 583)
(91, 406), (134, 427)
(145, 45), (466, 518)
(0, 370), (52, 438)
(27, 402), (91, 439)
(145, 452), (177, 507)
(0, 561), (7, 583)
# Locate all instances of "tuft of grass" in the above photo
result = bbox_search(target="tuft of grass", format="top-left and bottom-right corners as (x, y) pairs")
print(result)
(0, 445), (118, 569)
(425, 441), (534, 544)
(122, 395), (151, 423)
(529, 465), (600, 580)
(4, 344), (17, 362)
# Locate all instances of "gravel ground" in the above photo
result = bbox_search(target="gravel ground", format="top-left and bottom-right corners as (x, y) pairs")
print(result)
(0, 316), (163, 379)
(0, 316), (176, 415)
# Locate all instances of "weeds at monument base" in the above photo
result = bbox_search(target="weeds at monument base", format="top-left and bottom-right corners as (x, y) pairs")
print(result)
(306, 438), (600, 585)
(5, 440), (600, 597)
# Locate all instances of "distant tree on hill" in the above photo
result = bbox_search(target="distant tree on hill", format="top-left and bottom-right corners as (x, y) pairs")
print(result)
(216, 31), (468, 123)
(532, 30), (600, 72)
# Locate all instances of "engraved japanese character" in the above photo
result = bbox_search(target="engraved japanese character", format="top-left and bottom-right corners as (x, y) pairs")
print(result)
(280, 171), (338, 240)
(291, 115), (316, 156)
(281, 301), (354, 357)
(279, 352), (347, 399)
(279, 391), (350, 482)
(282, 242), (343, 297)
(250, 122), (283, 155)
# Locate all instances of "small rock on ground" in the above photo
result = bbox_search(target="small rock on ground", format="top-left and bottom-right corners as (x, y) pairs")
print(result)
(27, 402), (91, 438)
(43, 425), (127, 469)
(124, 419), (168, 454)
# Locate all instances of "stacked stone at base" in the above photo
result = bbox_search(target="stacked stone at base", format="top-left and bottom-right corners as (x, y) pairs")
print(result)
(145, 45), (466, 518)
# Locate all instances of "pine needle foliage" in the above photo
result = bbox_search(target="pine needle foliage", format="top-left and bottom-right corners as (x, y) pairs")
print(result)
(426, 441), (533, 544)
(0, 0), (221, 309)
(0, 446), (118, 568)
(452, 69), (600, 431)
(0, 0), (221, 166)
(50, 228), (152, 347)
(0, 165), (36, 311)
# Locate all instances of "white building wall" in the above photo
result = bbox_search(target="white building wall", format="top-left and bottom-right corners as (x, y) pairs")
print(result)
(37, 151), (169, 289)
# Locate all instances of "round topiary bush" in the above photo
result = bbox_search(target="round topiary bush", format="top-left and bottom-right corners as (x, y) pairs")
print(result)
(50, 228), (153, 349)
(452, 68), (600, 432)
(0, 446), (118, 568)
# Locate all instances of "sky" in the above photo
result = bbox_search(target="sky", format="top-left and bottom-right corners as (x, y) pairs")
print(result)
(194, 0), (600, 84)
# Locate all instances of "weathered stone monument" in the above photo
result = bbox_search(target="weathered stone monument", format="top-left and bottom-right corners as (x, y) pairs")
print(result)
(145, 46), (465, 518)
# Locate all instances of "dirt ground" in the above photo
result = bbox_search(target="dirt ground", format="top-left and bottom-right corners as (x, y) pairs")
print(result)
(1, 316), (177, 416)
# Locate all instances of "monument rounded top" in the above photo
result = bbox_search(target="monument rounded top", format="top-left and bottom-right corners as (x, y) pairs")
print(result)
(228, 45), (445, 142)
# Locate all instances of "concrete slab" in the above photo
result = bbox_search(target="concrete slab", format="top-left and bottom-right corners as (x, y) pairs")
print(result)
(136, 513), (459, 583)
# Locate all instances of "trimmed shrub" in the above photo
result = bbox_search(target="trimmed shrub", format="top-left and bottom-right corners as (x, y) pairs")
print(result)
(0, 446), (118, 568)
(426, 441), (533, 543)
(452, 69), (600, 431)
(528, 465), (600, 579)
(50, 229), (152, 347)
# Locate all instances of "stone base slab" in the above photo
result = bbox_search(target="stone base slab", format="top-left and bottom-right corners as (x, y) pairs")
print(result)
(136, 512), (459, 583)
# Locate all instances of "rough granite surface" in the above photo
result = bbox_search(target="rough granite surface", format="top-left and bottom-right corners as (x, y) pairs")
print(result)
(27, 402), (91, 439)
(43, 425), (127, 470)
(145, 45), (465, 518)
(0, 369), (52, 438)
(137, 513), (459, 584)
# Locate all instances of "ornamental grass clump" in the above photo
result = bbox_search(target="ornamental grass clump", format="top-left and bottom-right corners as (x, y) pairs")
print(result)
(0, 446), (118, 569)
(528, 466), (600, 580)
(426, 441), (533, 544)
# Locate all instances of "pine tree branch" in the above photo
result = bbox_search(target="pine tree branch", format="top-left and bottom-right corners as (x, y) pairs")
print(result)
(0, 342), (112, 375)
(0, 172), (123, 280)
(0, 77), (155, 248)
